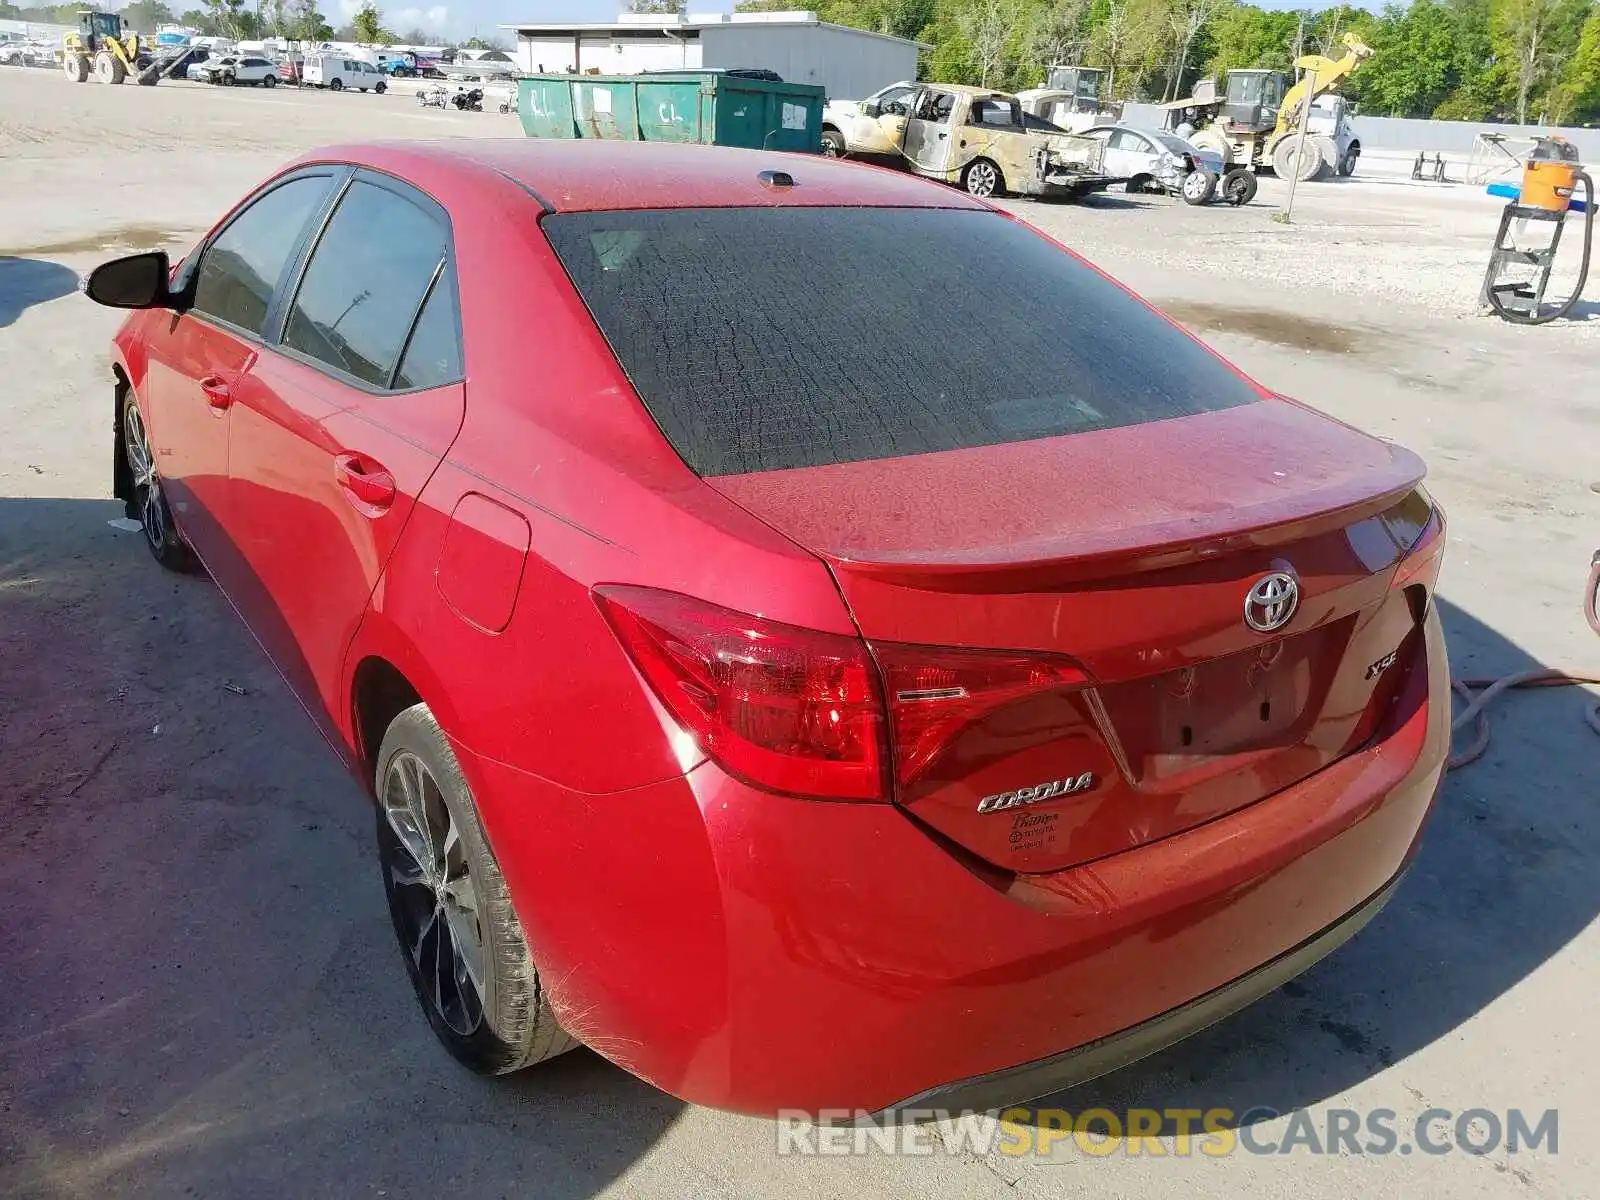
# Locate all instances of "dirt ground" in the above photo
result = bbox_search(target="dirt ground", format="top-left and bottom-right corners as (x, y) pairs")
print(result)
(2, 68), (1597, 1200)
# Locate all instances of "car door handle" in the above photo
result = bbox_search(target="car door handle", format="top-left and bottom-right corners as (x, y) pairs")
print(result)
(334, 452), (396, 512)
(199, 375), (232, 410)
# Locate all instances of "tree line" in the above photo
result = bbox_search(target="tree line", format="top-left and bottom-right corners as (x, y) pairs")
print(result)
(735, 0), (1600, 125)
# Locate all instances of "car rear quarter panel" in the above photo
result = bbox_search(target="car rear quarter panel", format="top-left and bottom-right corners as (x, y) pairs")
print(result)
(340, 156), (851, 795)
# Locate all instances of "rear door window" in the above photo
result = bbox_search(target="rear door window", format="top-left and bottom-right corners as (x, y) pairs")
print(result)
(280, 178), (451, 388)
(544, 207), (1260, 477)
(191, 175), (334, 338)
(392, 269), (463, 390)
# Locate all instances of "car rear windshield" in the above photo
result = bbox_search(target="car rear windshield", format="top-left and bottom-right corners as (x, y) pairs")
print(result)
(542, 206), (1260, 477)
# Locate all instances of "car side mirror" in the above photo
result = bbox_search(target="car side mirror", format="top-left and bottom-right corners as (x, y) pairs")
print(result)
(84, 250), (171, 309)
(862, 100), (881, 118)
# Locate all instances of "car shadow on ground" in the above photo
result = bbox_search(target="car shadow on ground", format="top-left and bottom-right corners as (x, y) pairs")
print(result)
(0, 498), (681, 1200)
(1069, 191), (1146, 210)
(0, 257), (79, 328)
(1014, 593), (1600, 1130)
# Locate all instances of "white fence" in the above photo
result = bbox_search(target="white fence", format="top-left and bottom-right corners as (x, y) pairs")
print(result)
(1349, 116), (1600, 160)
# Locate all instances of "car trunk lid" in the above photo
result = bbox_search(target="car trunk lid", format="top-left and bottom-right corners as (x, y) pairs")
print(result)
(706, 400), (1432, 873)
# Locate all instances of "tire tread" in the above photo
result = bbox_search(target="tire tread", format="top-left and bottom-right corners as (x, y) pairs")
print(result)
(377, 704), (576, 1074)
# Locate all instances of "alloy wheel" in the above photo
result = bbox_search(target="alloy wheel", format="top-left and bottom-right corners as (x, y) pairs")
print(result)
(380, 750), (487, 1037)
(966, 160), (999, 197)
(123, 403), (167, 554)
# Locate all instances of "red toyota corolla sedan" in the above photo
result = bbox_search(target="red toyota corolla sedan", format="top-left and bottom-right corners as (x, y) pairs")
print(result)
(85, 140), (1449, 1118)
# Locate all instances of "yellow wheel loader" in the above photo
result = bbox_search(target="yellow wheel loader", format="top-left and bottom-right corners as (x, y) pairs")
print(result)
(1172, 33), (1374, 181)
(60, 11), (143, 85)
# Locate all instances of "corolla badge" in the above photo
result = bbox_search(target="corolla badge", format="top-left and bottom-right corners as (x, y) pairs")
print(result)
(1244, 571), (1299, 633)
(977, 772), (1096, 814)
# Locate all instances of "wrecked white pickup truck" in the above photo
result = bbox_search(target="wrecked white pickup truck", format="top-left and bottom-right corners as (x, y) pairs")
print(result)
(820, 81), (1115, 200)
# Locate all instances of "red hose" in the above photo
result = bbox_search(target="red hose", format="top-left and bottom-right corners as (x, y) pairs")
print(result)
(1448, 555), (1600, 769)
(1587, 550), (1600, 636)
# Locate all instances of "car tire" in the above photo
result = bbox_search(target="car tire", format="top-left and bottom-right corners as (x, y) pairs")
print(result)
(63, 53), (88, 82)
(1338, 145), (1359, 177)
(1220, 166), (1258, 206)
(121, 390), (198, 573)
(961, 157), (1004, 199)
(1180, 168), (1217, 205)
(329, 77), (342, 91)
(375, 80), (386, 94)
(262, 73), (276, 88)
(820, 128), (845, 157)
(375, 703), (578, 1075)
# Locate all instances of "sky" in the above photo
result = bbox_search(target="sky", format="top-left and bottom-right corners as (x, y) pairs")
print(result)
(376, 0), (735, 42)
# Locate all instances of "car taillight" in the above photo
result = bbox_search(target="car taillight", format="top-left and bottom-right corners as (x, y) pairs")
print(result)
(595, 587), (1090, 804)
(873, 643), (1089, 798)
(594, 586), (887, 800)
(1386, 490), (1445, 622)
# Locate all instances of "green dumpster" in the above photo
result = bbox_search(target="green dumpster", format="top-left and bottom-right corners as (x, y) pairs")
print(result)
(517, 73), (825, 154)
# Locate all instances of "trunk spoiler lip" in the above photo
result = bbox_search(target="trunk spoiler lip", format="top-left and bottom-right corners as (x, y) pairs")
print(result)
(701, 401), (1427, 589)
(814, 469), (1426, 588)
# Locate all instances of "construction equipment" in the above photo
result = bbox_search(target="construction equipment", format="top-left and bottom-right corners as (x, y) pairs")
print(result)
(1174, 33), (1374, 180)
(59, 10), (143, 84)
(1027, 65), (1112, 132)
(1480, 136), (1594, 325)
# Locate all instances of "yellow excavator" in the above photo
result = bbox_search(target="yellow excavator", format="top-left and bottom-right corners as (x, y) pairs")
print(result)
(1176, 33), (1375, 181)
(60, 10), (144, 84)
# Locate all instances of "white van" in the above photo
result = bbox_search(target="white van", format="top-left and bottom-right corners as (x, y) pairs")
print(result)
(303, 53), (387, 93)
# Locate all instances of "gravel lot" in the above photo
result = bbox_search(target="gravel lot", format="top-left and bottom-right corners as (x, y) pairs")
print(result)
(3, 67), (1597, 1200)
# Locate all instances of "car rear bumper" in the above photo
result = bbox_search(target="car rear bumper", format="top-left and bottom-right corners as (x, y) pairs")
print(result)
(456, 608), (1449, 1116)
(1028, 172), (1116, 197)
(869, 867), (1403, 1119)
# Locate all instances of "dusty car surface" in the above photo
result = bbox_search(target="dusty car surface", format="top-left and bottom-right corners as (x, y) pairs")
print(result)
(822, 81), (1112, 199)
(84, 139), (1448, 1119)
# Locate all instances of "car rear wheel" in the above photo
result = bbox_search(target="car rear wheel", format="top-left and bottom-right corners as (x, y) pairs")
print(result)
(961, 158), (1004, 199)
(1181, 168), (1217, 205)
(122, 392), (197, 572)
(329, 77), (342, 91)
(820, 128), (845, 157)
(375, 704), (577, 1074)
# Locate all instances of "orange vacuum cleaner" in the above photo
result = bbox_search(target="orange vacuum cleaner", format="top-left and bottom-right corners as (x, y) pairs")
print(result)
(1481, 136), (1594, 324)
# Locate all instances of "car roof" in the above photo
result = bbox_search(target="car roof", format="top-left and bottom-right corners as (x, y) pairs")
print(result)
(293, 140), (994, 214)
(924, 83), (1013, 99)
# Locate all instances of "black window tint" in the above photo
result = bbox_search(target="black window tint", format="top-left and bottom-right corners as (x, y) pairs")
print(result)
(393, 272), (463, 390)
(282, 180), (447, 388)
(544, 207), (1259, 476)
(192, 175), (331, 337)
